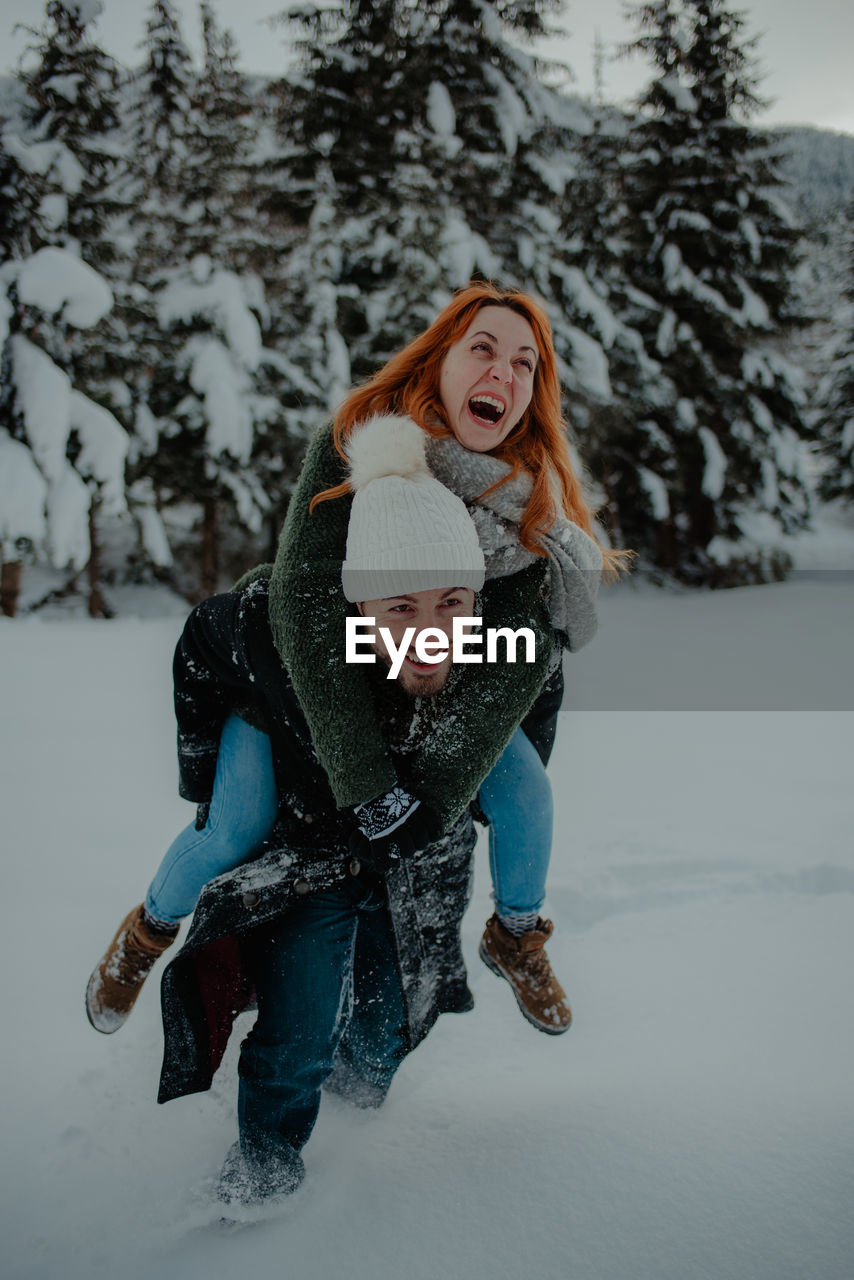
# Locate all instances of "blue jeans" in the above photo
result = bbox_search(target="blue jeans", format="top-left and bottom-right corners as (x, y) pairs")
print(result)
(478, 726), (553, 918)
(237, 874), (407, 1166)
(146, 715), (553, 924)
(145, 715), (280, 924)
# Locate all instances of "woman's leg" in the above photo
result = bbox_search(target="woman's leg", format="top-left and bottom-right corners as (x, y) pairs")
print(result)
(520, 663), (564, 767)
(476, 725), (572, 1035)
(477, 724), (553, 927)
(145, 713), (279, 925)
(86, 713), (279, 1035)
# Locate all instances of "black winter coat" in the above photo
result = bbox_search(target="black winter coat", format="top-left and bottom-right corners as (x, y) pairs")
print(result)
(158, 580), (476, 1104)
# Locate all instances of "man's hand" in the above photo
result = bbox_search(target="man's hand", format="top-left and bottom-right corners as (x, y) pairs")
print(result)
(351, 786), (442, 873)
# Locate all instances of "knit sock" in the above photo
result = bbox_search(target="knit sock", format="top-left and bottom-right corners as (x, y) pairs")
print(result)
(142, 908), (180, 937)
(497, 910), (540, 937)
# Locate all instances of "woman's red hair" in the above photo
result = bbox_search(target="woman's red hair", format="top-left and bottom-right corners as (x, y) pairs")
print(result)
(311, 281), (627, 578)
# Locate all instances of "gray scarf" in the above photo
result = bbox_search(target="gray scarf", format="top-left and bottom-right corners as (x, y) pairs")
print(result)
(425, 434), (602, 653)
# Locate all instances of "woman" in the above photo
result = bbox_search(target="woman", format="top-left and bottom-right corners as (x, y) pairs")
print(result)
(267, 282), (624, 1031)
(87, 282), (625, 1039)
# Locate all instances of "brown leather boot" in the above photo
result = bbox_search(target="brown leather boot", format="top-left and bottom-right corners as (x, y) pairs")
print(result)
(85, 904), (178, 1034)
(479, 914), (572, 1035)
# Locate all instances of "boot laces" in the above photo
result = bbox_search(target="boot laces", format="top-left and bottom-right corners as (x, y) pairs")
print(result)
(518, 943), (552, 988)
(110, 929), (159, 987)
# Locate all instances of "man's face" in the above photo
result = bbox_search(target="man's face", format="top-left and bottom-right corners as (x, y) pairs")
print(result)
(357, 586), (477, 697)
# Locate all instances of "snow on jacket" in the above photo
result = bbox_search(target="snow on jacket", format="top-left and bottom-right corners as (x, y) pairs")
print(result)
(159, 578), (476, 1104)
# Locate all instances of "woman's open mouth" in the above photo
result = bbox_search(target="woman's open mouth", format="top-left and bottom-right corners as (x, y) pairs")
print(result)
(467, 395), (506, 427)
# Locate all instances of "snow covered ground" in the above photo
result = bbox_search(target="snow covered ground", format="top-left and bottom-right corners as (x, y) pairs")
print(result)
(2, 571), (853, 1280)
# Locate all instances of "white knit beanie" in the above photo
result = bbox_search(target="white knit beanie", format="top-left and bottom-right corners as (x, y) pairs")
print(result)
(341, 414), (486, 603)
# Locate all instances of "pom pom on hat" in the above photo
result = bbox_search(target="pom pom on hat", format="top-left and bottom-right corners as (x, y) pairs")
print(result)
(345, 414), (430, 489)
(341, 415), (485, 603)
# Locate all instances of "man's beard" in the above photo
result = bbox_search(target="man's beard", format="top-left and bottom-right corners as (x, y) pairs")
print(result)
(397, 664), (449, 699)
(375, 648), (450, 698)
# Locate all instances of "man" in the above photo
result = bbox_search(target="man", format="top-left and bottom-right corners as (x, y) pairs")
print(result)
(87, 417), (565, 1204)
(157, 573), (482, 1205)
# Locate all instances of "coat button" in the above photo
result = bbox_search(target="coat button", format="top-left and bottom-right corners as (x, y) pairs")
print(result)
(303, 814), (314, 825)
(293, 878), (310, 896)
(348, 857), (361, 877)
(242, 890), (260, 909)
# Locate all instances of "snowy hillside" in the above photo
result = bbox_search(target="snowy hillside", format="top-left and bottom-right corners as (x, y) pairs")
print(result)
(777, 126), (854, 221)
(2, 572), (852, 1280)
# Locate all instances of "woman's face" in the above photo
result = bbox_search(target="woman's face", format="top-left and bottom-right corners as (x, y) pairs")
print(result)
(438, 306), (538, 453)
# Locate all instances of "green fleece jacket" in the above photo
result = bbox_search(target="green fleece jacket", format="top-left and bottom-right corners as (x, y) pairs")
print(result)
(265, 422), (554, 831)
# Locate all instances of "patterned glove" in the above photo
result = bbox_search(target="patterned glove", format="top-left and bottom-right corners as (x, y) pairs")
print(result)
(352, 785), (442, 873)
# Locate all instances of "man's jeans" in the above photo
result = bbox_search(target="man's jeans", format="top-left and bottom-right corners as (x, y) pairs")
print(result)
(145, 713), (553, 925)
(237, 873), (407, 1168)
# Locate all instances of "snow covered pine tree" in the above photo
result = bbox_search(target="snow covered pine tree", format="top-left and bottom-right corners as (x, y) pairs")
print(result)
(817, 203), (854, 507)
(610, 0), (812, 583)
(0, 1), (129, 615)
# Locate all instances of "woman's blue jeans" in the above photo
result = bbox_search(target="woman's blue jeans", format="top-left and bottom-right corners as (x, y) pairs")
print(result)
(478, 725), (553, 918)
(237, 874), (407, 1165)
(145, 714), (553, 924)
(144, 715), (280, 925)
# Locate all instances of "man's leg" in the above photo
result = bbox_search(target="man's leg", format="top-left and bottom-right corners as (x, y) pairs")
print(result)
(326, 886), (409, 1108)
(235, 881), (363, 1192)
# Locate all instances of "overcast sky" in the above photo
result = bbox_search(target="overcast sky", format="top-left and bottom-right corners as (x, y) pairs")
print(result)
(4, 0), (853, 135)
